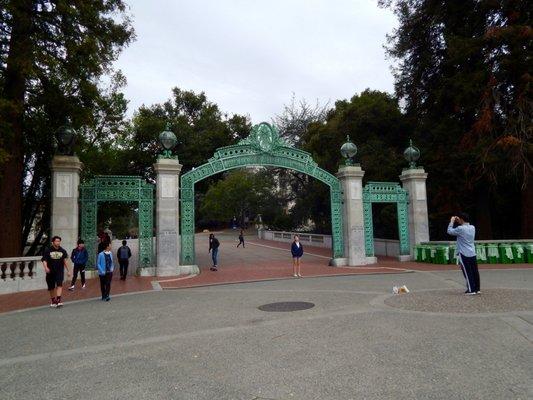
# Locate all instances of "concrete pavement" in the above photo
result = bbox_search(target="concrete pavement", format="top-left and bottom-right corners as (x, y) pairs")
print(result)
(1, 266), (531, 399)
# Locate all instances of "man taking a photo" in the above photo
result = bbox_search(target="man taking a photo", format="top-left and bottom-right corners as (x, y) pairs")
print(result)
(447, 212), (480, 295)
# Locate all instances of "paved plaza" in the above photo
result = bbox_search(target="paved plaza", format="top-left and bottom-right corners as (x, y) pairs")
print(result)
(1, 247), (532, 399)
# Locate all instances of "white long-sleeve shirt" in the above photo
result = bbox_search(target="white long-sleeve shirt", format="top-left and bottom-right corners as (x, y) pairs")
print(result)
(447, 222), (476, 257)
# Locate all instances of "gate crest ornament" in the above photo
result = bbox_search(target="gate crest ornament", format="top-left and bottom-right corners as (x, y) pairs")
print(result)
(238, 122), (287, 153)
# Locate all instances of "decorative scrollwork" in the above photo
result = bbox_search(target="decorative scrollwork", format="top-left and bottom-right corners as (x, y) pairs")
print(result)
(80, 176), (155, 268)
(362, 182), (410, 256)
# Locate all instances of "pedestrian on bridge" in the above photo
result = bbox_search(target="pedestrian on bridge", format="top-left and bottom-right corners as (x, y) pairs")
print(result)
(291, 235), (304, 278)
(237, 229), (245, 248)
(209, 233), (220, 271)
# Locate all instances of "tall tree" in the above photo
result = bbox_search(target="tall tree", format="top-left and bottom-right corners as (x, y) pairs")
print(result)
(379, 0), (532, 238)
(0, 0), (134, 256)
(301, 90), (410, 233)
(127, 88), (251, 181)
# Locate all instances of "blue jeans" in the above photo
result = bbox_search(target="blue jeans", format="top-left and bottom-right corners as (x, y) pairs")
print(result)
(211, 248), (218, 266)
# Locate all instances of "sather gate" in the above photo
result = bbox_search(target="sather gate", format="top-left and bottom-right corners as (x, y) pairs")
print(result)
(179, 122), (344, 265)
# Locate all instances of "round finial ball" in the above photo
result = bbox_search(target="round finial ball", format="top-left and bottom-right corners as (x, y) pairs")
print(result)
(57, 125), (76, 146)
(159, 124), (177, 150)
(340, 136), (357, 160)
(403, 139), (420, 167)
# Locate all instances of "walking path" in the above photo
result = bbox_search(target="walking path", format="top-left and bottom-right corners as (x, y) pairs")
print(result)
(1, 232), (531, 314)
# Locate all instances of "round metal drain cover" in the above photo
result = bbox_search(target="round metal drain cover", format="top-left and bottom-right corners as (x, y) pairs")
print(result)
(258, 301), (315, 312)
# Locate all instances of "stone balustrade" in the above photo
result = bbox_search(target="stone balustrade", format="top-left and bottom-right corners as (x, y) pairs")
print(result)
(0, 256), (45, 294)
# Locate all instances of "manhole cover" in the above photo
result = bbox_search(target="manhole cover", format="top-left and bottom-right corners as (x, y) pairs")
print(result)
(258, 301), (315, 312)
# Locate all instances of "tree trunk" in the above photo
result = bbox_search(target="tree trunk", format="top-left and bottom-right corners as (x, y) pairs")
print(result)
(474, 185), (493, 239)
(521, 178), (533, 239)
(0, 0), (34, 257)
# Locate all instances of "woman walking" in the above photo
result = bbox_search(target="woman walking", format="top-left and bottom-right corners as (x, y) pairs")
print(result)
(97, 242), (114, 301)
(291, 235), (304, 277)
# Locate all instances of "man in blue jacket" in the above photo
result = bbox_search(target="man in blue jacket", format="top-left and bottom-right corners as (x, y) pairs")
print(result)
(97, 242), (114, 301)
(68, 239), (88, 291)
(447, 212), (480, 295)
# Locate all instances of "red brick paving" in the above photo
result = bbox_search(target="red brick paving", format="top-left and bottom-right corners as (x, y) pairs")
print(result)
(1, 235), (531, 314)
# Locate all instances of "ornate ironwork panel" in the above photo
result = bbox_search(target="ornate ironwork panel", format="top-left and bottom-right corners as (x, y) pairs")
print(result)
(79, 176), (154, 268)
(362, 182), (410, 256)
(180, 122), (344, 265)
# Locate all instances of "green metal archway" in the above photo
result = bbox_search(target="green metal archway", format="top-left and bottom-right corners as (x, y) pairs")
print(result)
(180, 122), (344, 265)
(363, 182), (410, 257)
(80, 176), (154, 268)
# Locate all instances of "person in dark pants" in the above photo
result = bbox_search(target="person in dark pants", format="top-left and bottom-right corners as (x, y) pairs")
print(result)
(42, 236), (71, 308)
(209, 233), (220, 271)
(116, 240), (132, 280)
(97, 242), (114, 301)
(291, 234), (304, 278)
(237, 230), (245, 248)
(447, 212), (480, 295)
(68, 239), (88, 290)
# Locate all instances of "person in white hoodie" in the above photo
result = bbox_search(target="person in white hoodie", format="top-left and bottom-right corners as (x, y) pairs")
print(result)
(97, 242), (115, 301)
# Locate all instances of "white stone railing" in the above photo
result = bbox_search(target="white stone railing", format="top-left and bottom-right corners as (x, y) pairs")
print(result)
(257, 229), (400, 256)
(258, 230), (332, 248)
(0, 256), (45, 294)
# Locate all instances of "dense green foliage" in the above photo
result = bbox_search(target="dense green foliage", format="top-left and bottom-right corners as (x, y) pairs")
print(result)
(379, 0), (532, 239)
(199, 169), (291, 231)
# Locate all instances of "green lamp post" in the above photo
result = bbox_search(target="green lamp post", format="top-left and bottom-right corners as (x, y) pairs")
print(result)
(403, 139), (420, 169)
(340, 135), (358, 166)
(158, 123), (178, 159)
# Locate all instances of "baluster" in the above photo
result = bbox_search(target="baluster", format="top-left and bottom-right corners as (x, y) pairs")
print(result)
(0, 261), (6, 280)
(9, 261), (17, 279)
(28, 260), (34, 278)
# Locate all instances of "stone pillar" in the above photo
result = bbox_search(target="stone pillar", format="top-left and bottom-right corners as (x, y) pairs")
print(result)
(154, 158), (182, 276)
(50, 155), (83, 257)
(399, 168), (429, 258)
(337, 165), (374, 266)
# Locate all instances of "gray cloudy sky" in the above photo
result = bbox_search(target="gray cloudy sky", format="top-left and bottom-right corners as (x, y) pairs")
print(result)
(113, 0), (398, 123)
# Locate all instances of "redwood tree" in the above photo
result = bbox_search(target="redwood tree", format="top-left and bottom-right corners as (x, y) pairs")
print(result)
(0, 0), (134, 256)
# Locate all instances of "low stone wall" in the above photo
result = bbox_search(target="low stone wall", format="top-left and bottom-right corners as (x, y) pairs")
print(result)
(373, 239), (400, 257)
(258, 230), (332, 248)
(258, 229), (398, 257)
(0, 256), (45, 294)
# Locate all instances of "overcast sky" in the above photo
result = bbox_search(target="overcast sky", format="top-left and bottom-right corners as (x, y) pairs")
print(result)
(113, 0), (398, 124)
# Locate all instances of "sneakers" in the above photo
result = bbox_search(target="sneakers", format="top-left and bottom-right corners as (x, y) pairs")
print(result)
(293, 273), (298, 277)
(210, 267), (218, 271)
(68, 285), (75, 291)
(56, 297), (63, 307)
(297, 273), (302, 278)
(50, 298), (57, 308)
(465, 291), (477, 295)
(105, 296), (111, 302)
(82, 283), (86, 289)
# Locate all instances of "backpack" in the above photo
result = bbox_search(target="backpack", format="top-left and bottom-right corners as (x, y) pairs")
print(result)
(119, 246), (129, 259)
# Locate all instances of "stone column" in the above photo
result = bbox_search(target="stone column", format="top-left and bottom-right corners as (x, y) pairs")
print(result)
(399, 168), (429, 258)
(154, 158), (182, 276)
(337, 165), (374, 266)
(50, 155), (83, 257)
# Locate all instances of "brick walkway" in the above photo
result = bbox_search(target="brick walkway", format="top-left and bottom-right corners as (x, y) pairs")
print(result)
(1, 234), (531, 314)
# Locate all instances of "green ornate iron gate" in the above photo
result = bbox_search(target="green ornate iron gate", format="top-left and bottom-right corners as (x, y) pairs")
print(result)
(180, 122), (344, 265)
(80, 176), (154, 268)
(363, 182), (410, 257)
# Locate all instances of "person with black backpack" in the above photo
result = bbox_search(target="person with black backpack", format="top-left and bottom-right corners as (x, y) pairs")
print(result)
(117, 240), (132, 280)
